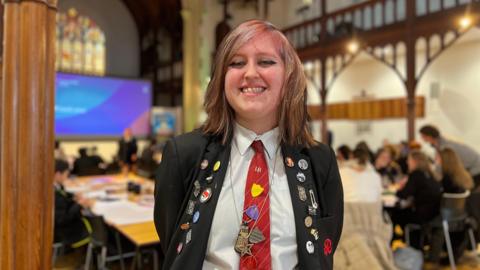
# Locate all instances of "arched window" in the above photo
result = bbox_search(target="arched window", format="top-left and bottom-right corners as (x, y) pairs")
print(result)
(55, 8), (106, 76)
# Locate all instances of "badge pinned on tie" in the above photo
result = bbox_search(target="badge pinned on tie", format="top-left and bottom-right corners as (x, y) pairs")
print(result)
(245, 205), (259, 221)
(298, 159), (308, 170)
(296, 172), (306, 183)
(200, 188), (212, 203)
(192, 211), (200, 223)
(306, 241), (315, 254)
(285, 157), (294, 168)
(304, 216), (313, 228)
(235, 223), (253, 257)
(200, 159), (208, 170)
(298, 186), (307, 201)
(186, 229), (192, 244)
(251, 183), (264, 197)
(249, 227), (266, 244)
(213, 161), (221, 172)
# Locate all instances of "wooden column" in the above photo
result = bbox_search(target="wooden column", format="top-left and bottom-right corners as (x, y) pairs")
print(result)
(319, 0), (328, 143)
(181, 0), (203, 132)
(405, 0), (416, 142)
(0, 0), (57, 269)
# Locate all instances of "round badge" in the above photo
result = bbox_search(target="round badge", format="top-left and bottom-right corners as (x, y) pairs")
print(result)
(285, 157), (294, 168)
(180, 223), (190, 230)
(200, 188), (212, 203)
(298, 159), (308, 170)
(193, 211), (200, 223)
(177, 242), (184, 254)
(306, 241), (314, 254)
(304, 216), (313, 228)
(200, 159), (209, 170)
(213, 161), (221, 172)
(296, 172), (306, 183)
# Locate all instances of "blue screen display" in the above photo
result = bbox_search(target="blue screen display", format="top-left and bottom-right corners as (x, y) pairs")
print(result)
(55, 73), (151, 137)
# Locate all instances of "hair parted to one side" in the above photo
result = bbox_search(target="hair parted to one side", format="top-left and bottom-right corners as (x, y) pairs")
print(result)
(202, 19), (315, 146)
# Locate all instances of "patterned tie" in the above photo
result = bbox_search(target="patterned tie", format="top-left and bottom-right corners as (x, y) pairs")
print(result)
(240, 140), (271, 270)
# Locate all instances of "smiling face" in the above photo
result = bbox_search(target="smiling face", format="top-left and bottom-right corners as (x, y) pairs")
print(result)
(224, 33), (285, 134)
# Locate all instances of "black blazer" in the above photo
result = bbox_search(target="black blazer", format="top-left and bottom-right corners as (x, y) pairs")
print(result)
(154, 130), (343, 269)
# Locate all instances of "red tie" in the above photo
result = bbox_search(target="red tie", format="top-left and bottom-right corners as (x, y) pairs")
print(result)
(240, 140), (271, 270)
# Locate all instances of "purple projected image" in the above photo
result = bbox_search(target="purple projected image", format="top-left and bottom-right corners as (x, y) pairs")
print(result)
(55, 73), (151, 137)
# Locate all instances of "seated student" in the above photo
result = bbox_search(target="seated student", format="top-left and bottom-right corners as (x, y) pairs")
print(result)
(54, 159), (92, 249)
(375, 145), (403, 186)
(438, 148), (474, 193)
(391, 150), (442, 249)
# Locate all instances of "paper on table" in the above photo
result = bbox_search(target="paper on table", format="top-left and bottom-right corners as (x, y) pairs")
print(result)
(92, 200), (154, 226)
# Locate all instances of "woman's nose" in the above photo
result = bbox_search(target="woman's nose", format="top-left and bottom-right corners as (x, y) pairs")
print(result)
(244, 62), (259, 79)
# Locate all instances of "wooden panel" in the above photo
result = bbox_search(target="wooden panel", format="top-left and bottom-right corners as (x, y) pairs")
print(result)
(308, 96), (425, 120)
(0, 1), (57, 269)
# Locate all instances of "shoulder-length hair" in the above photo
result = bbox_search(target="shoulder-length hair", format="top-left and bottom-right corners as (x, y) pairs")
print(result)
(440, 148), (474, 190)
(202, 19), (315, 146)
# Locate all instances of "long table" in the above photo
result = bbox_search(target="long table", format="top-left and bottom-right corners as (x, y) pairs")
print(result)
(65, 174), (160, 269)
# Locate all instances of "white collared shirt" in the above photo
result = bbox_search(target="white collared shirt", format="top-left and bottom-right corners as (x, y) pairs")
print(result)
(203, 123), (298, 270)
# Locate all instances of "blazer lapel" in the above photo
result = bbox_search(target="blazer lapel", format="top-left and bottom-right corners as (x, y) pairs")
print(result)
(169, 139), (232, 270)
(282, 143), (322, 269)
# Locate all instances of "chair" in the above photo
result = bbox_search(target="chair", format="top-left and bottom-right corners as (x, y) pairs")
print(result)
(405, 191), (478, 270)
(52, 242), (65, 266)
(84, 215), (131, 270)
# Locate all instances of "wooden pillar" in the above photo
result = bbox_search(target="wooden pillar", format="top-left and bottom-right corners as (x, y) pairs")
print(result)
(405, 0), (416, 142)
(181, 0), (203, 132)
(0, 0), (57, 269)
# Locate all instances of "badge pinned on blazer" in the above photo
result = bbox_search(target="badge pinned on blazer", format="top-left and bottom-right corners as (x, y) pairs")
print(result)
(285, 157), (294, 167)
(304, 216), (313, 228)
(177, 242), (184, 254)
(310, 228), (319, 240)
(200, 159), (209, 170)
(200, 188), (212, 203)
(298, 159), (308, 170)
(296, 172), (306, 183)
(306, 241), (314, 254)
(213, 161), (221, 172)
(297, 186), (307, 201)
(205, 175), (214, 183)
(186, 229), (192, 244)
(324, 238), (333, 256)
(193, 181), (201, 197)
(186, 200), (195, 215)
(193, 211), (200, 223)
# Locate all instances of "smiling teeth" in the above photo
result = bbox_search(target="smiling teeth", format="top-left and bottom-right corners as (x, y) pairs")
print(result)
(242, 87), (265, 93)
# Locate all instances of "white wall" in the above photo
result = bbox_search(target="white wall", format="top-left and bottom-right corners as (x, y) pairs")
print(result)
(58, 0), (140, 77)
(311, 29), (480, 153)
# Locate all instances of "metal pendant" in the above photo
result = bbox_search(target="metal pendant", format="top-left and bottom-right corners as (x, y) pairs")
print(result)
(249, 227), (265, 244)
(234, 223), (253, 257)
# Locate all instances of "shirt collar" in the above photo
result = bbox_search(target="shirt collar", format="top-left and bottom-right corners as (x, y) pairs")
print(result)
(233, 122), (280, 160)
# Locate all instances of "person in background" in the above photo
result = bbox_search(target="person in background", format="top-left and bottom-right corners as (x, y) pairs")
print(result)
(375, 145), (402, 186)
(89, 146), (106, 172)
(336, 144), (352, 166)
(392, 150), (442, 249)
(154, 20), (343, 270)
(420, 124), (480, 189)
(438, 148), (474, 193)
(118, 127), (138, 174)
(54, 140), (68, 162)
(54, 159), (92, 250)
(72, 147), (97, 176)
(355, 141), (375, 164)
(340, 147), (383, 203)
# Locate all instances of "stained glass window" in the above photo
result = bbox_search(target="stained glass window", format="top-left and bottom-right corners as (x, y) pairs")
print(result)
(55, 8), (106, 76)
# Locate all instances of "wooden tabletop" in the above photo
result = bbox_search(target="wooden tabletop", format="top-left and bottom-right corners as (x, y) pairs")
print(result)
(116, 221), (160, 247)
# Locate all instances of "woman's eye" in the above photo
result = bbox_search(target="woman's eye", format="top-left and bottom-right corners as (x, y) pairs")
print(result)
(259, 60), (276, 66)
(228, 61), (245, 68)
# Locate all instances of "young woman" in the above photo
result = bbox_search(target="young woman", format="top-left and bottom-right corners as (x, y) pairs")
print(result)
(154, 20), (343, 270)
(438, 148), (474, 193)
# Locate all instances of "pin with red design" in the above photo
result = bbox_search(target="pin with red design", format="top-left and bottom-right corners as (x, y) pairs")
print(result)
(200, 188), (212, 203)
(324, 238), (332, 256)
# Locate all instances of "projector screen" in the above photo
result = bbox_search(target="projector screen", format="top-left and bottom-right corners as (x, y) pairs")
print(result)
(55, 73), (151, 138)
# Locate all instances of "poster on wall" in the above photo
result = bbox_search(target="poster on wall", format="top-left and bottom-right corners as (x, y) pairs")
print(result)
(151, 107), (182, 136)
